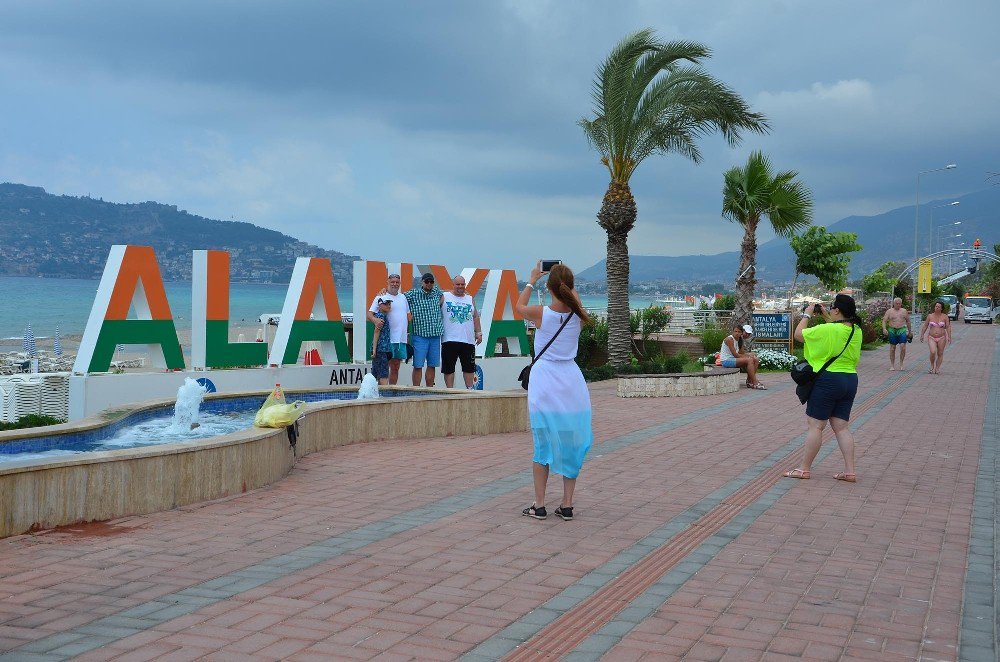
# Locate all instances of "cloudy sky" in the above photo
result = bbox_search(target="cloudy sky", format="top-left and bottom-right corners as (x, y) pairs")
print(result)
(1, 1), (997, 274)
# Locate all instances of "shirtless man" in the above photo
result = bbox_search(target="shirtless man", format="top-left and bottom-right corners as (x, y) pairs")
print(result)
(881, 298), (912, 370)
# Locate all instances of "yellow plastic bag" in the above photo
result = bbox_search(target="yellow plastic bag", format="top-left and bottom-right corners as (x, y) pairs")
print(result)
(254, 384), (306, 428)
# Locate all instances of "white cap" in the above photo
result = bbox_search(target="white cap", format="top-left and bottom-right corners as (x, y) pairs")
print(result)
(742, 324), (753, 335)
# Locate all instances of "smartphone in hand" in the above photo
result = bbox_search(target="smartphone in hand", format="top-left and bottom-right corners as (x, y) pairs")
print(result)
(541, 259), (562, 273)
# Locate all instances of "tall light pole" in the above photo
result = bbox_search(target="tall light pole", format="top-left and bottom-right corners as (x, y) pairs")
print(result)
(913, 164), (957, 311)
(928, 200), (959, 254)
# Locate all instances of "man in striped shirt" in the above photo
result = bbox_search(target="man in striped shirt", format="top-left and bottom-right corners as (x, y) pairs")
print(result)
(404, 273), (444, 386)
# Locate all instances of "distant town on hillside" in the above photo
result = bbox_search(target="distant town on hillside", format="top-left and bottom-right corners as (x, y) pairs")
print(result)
(0, 183), (358, 283)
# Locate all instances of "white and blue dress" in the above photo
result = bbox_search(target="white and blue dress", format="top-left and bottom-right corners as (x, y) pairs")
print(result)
(528, 307), (592, 479)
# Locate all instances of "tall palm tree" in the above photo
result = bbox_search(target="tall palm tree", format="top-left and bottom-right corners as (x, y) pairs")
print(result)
(580, 29), (768, 366)
(722, 151), (813, 325)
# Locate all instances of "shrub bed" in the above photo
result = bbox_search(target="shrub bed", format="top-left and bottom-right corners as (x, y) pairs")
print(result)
(581, 353), (689, 382)
(0, 414), (65, 431)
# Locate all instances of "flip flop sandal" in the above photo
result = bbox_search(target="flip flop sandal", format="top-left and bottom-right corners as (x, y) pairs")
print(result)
(833, 472), (857, 482)
(783, 469), (810, 479)
(522, 505), (547, 520)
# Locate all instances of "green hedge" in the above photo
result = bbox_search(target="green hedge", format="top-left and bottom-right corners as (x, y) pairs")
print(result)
(0, 414), (66, 431)
(581, 353), (689, 382)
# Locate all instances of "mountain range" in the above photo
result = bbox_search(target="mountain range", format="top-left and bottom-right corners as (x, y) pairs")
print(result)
(578, 186), (1000, 284)
(0, 183), (357, 282)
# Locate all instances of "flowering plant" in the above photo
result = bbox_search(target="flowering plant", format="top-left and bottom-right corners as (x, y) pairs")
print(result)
(755, 348), (798, 370)
(697, 353), (718, 365)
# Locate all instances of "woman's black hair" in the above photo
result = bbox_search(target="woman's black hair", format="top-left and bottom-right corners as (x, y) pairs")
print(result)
(831, 293), (859, 323)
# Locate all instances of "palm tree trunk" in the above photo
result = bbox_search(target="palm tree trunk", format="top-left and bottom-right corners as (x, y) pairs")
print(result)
(734, 220), (758, 326)
(597, 180), (637, 367)
(605, 229), (631, 366)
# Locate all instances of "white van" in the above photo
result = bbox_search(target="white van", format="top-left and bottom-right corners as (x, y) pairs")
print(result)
(963, 296), (994, 324)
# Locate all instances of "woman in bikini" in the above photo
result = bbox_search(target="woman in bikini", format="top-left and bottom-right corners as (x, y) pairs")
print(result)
(919, 301), (952, 374)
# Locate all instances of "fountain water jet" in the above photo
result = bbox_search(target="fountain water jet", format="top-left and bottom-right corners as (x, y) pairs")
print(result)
(356, 374), (380, 400)
(166, 378), (208, 434)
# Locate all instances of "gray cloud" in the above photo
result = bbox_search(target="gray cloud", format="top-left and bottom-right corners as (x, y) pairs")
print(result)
(0, 0), (997, 272)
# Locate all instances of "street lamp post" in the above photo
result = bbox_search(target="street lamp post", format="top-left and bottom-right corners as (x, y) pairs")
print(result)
(928, 201), (960, 254)
(913, 164), (957, 311)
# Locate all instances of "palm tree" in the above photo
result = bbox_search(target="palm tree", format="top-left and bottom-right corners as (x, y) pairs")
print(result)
(722, 151), (813, 325)
(580, 29), (768, 366)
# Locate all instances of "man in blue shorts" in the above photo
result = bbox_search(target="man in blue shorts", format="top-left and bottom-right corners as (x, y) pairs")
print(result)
(404, 272), (444, 387)
(881, 298), (912, 371)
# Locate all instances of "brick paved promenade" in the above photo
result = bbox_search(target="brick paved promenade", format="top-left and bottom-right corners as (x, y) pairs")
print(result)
(1, 323), (996, 661)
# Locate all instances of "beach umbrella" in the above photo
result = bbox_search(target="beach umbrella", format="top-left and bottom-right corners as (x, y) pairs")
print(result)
(22, 328), (29, 354)
(25, 324), (36, 358)
(116, 343), (125, 356)
(54, 326), (63, 357)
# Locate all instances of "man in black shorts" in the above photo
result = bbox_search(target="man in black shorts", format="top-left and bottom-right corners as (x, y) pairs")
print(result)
(440, 275), (482, 388)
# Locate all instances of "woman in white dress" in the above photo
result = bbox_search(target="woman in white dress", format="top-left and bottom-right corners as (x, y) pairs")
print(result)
(515, 262), (593, 521)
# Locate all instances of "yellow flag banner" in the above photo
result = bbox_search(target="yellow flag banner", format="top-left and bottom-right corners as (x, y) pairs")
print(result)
(918, 258), (933, 294)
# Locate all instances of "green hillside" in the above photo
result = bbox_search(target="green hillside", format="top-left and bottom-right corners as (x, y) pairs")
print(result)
(0, 183), (357, 282)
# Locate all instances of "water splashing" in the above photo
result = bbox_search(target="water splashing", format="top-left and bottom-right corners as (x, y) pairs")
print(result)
(166, 378), (208, 434)
(357, 373), (380, 400)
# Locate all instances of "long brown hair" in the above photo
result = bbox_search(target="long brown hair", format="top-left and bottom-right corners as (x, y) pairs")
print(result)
(547, 264), (591, 323)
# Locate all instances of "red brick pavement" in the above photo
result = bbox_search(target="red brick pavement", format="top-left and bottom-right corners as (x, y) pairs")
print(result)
(0, 323), (992, 660)
(603, 323), (991, 661)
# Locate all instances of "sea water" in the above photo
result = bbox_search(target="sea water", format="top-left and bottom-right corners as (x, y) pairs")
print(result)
(0, 275), (662, 341)
(0, 277), (298, 340)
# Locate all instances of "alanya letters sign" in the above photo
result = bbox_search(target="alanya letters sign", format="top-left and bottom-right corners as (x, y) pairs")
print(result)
(73, 245), (531, 374)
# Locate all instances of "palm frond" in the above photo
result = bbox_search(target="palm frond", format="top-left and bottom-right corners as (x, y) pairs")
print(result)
(720, 151), (814, 235)
(580, 30), (768, 185)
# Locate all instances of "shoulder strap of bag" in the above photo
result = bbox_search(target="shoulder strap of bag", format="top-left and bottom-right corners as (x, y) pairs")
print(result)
(530, 312), (574, 366)
(816, 324), (856, 376)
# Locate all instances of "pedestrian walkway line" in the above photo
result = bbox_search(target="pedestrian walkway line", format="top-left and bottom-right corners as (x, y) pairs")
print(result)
(0, 385), (784, 659)
(461, 366), (925, 661)
(959, 330), (999, 661)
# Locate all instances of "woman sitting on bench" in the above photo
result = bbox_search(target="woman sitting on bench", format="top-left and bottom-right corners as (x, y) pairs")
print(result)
(719, 323), (765, 389)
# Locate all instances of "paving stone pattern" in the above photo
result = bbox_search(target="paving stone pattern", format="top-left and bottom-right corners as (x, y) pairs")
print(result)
(0, 324), (995, 661)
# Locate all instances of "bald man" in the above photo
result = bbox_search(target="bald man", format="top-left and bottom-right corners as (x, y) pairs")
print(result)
(441, 276), (482, 389)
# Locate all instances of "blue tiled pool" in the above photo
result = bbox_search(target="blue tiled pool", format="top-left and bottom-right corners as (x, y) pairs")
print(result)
(0, 389), (438, 463)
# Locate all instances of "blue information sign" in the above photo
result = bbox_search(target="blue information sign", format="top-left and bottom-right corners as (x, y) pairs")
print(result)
(752, 313), (791, 340)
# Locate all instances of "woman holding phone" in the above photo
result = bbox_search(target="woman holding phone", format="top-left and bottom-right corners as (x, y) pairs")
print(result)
(783, 294), (863, 483)
(515, 261), (592, 521)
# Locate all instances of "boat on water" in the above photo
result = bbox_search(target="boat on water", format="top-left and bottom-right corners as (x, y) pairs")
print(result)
(258, 312), (354, 326)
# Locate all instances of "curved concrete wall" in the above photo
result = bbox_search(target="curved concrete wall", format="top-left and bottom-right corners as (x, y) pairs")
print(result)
(617, 369), (741, 398)
(0, 388), (527, 538)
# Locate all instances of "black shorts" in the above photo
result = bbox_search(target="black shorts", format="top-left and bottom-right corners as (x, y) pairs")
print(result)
(806, 371), (858, 421)
(441, 341), (475, 375)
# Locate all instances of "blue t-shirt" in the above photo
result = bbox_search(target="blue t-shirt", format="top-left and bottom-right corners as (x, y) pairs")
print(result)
(373, 312), (391, 353)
